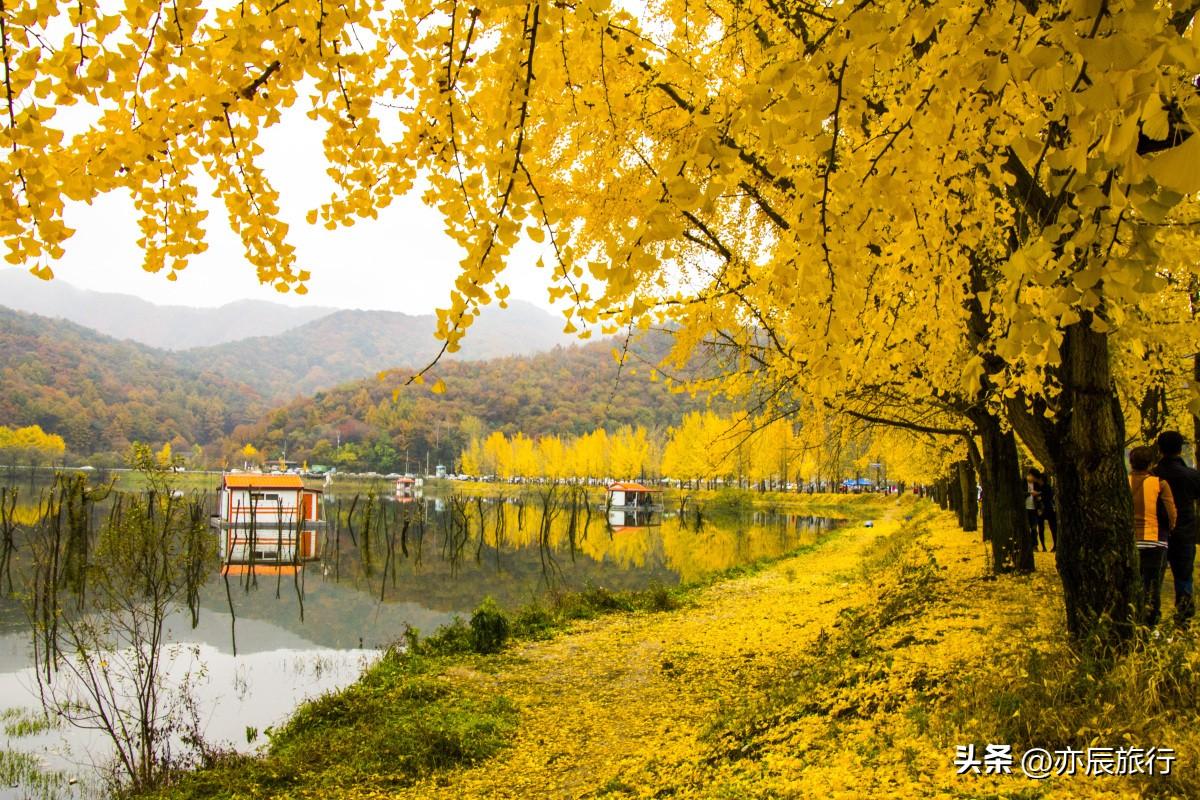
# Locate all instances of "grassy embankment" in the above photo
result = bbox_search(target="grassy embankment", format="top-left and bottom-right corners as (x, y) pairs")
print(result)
(137, 493), (1200, 799)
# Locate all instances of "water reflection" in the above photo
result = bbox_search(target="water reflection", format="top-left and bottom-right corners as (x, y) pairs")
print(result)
(297, 490), (841, 623)
(2, 482), (844, 650)
(0, 477), (843, 798)
(0, 487), (846, 651)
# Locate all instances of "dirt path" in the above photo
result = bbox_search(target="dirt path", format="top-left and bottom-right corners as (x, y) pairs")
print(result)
(370, 506), (904, 799)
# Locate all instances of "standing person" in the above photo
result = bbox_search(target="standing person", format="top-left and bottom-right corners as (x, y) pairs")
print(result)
(1153, 430), (1200, 628)
(1025, 469), (1042, 551)
(1130, 446), (1176, 627)
(1037, 469), (1058, 552)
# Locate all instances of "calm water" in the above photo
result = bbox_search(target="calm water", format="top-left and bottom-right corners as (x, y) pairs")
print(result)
(0, 481), (842, 798)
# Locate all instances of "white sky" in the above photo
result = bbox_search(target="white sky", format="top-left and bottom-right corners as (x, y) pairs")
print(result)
(43, 108), (557, 314)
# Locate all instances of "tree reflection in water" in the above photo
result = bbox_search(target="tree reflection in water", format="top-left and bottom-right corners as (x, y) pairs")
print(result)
(1, 477), (843, 655)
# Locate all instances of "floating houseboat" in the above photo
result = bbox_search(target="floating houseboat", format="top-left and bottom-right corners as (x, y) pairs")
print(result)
(605, 482), (664, 530)
(605, 482), (664, 510)
(395, 475), (423, 502)
(212, 474), (324, 566)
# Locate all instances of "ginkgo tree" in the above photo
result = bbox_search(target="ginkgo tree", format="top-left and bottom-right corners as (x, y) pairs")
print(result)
(7, 0), (1200, 646)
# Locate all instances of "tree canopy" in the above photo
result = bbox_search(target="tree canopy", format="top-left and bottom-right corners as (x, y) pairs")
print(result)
(7, 0), (1200, 643)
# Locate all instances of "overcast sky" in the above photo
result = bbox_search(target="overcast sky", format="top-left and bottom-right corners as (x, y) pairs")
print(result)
(38, 109), (558, 314)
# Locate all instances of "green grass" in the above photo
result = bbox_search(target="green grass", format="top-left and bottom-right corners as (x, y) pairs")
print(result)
(0, 748), (72, 799)
(1, 706), (60, 737)
(139, 649), (517, 799)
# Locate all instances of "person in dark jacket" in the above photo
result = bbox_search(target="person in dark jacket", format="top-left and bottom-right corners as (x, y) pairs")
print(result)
(1035, 469), (1057, 552)
(1153, 430), (1200, 628)
(1024, 468), (1042, 550)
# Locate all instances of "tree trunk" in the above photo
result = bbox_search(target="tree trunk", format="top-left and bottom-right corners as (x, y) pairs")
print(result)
(1194, 352), (1200, 451)
(948, 468), (963, 525)
(1139, 381), (1168, 444)
(1055, 323), (1137, 645)
(970, 410), (1032, 572)
(1012, 319), (1137, 648)
(957, 459), (978, 533)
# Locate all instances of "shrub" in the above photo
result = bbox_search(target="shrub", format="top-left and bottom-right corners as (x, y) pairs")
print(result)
(469, 598), (510, 654)
(513, 603), (556, 639)
(418, 618), (473, 656)
(642, 582), (679, 612)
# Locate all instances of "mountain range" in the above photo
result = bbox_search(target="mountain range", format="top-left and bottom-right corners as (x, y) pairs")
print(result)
(0, 306), (263, 454)
(1, 270), (574, 400)
(0, 276), (703, 463)
(0, 268), (335, 350)
(173, 300), (574, 399)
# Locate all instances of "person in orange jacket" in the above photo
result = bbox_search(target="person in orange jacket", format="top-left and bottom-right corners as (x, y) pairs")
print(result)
(1131, 446), (1177, 627)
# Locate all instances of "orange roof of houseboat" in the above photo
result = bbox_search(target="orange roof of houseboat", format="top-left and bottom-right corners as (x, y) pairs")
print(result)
(223, 474), (305, 489)
(607, 482), (662, 492)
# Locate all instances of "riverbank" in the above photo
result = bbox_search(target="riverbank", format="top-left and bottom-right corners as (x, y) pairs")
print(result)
(139, 497), (1199, 798)
(37, 469), (897, 514)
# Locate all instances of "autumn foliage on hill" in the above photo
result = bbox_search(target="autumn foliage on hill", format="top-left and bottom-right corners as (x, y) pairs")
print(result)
(228, 334), (720, 472)
(0, 308), (263, 456)
(174, 300), (573, 401)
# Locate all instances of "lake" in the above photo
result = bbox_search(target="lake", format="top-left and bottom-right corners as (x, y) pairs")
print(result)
(0, 480), (843, 798)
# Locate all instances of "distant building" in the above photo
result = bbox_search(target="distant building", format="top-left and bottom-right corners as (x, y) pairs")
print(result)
(604, 481), (664, 530)
(212, 474), (324, 566)
(605, 482), (663, 509)
(395, 475), (422, 502)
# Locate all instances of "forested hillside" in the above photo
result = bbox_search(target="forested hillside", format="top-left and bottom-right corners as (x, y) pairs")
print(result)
(0, 308), (264, 456)
(0, 306), (710, 468)
(177, 300), (574, 400)
(228, 333), (720, 472)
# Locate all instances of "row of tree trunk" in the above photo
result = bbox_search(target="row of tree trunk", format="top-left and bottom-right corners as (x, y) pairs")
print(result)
(922, 411), (1034, 576)
(912, 319), (1145, 651)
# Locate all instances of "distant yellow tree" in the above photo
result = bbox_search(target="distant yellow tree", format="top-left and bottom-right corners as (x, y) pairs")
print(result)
(537, 435), (567, 481)
(662, 412), (736, 487)
(508, 433), (538, 478)
(460, 435), (484, 477)
(0, 425), (66, 468)
(568, 430), (609, 481)
(240, 443), (260, 467)
(749, 419), (798, 489)
(608, 426), (649, 481)
(482, 432), (512, 479)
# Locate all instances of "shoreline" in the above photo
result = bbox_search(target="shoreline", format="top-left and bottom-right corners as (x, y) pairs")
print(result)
(99, 494), (1199, 799)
